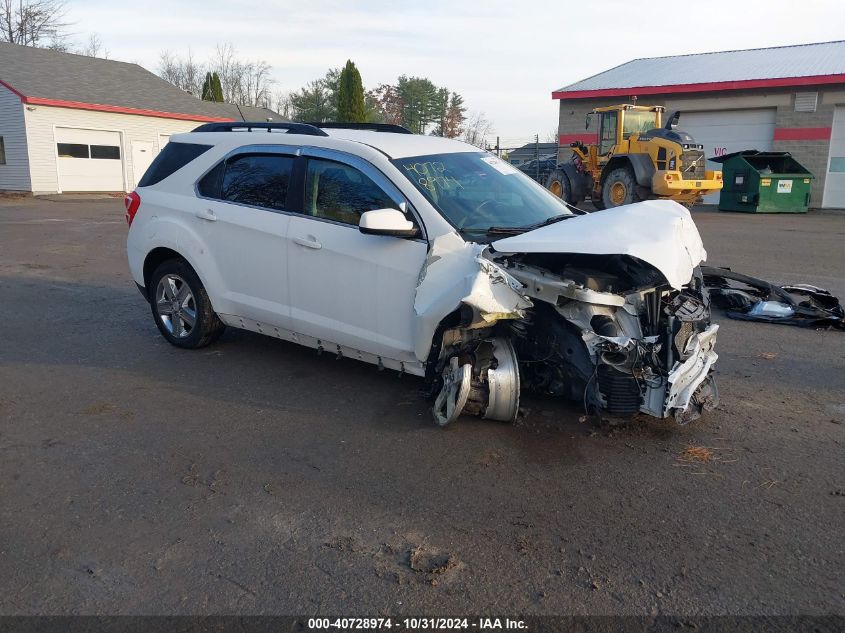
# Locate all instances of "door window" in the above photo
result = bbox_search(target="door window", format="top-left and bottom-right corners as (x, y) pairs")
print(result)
(90, 145), (121, 159)
(599, 113), (618, 155)
(57, 143), (89, 159)
(304, 158), (398, 225)
(219, 153), (294, 211)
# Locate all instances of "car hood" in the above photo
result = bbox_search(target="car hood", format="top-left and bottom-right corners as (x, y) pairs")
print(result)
(492, 200), (707, 290)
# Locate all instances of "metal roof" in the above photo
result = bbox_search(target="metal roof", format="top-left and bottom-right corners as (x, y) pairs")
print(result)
(0, 41), (278, 122)
(554, 40), (845, 98)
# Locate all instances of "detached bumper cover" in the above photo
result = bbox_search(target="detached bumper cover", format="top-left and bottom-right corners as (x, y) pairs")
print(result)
(664, 324), (719, 416)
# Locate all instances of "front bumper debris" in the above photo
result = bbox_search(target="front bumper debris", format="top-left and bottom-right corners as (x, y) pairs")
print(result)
(664, 323), (719, 417)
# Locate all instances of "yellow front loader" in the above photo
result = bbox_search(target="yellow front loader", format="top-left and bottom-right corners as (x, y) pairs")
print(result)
(546, 104), (723, 209)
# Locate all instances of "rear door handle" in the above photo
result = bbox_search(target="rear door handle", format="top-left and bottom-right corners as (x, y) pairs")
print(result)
(195, 208), (217, 222)
(293, 236), (322, 250)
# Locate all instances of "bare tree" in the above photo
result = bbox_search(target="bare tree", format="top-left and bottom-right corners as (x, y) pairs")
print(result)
(157, 43), (275, 106)
(272, 90), (294, 120)
(1, 0), (68, 47)
(462, 111), (494, 149)
(210, 42), (239, 103)
(544, 128), (560, 143)
(79, 32), (108, 58)
(240, 59), (274, 108)
(156, 48), (204, 96)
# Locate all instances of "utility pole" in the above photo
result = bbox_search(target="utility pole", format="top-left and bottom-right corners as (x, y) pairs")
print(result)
(534, 133), (540, 182)
(496, 136), (500, 158)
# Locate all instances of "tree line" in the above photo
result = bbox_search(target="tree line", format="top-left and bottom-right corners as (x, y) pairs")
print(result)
(159, 47), (494, 147)
(0, 1), (495, 147)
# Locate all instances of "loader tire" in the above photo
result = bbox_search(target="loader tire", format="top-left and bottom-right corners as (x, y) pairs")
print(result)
(545, 169), (573, 204)
(601, 167), (642, 209)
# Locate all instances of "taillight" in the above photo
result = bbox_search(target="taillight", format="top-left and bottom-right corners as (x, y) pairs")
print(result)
(124, 191), (141, 226)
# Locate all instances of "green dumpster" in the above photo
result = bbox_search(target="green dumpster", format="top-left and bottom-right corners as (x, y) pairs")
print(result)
(711, 150), (814, 213)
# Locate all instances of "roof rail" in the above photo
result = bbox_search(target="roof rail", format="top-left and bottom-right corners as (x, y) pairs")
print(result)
(307, 122), (413, 134)
(191, 121), (329, 136)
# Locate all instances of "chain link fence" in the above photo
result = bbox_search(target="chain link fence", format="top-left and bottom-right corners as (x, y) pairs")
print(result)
(486, 135), (561, 186)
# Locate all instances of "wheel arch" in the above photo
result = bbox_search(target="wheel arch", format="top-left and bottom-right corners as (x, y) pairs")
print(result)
(143, 247), (188, 299)
(602, 154), (655, 188)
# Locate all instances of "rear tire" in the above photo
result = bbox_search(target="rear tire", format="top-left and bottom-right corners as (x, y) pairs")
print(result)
(545, 169), (573, 204)
(149, 259), (225, 349)
(601, 167), (642, 209)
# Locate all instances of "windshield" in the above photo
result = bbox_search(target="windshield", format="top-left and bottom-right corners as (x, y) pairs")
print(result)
(623, 111), (658, 139)
(392, 152), (572, 236)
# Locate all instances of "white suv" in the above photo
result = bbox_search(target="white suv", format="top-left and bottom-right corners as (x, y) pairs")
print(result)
(126, 121), (719, 426)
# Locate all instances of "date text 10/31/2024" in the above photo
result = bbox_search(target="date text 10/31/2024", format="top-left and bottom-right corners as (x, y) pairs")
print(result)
(307, 617), (528, 630)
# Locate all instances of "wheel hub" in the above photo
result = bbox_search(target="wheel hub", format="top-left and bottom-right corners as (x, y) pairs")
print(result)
(433, 357), (472, 426)
(155, 274), (196, 339)
(610, 182), (626, 205)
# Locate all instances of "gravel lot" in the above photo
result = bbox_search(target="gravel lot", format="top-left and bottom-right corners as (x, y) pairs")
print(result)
(0, 195), (843, 617)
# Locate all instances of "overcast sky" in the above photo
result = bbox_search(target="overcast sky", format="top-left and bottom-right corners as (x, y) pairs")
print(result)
(66, 0), (844, 142)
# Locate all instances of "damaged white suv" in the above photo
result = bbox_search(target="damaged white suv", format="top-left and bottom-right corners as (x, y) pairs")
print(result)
(126, 122), (719, 426)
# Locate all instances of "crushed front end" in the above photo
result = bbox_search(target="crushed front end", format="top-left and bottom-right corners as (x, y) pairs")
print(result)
(504, 255), (719, 423)
(419, 201), (719, 426)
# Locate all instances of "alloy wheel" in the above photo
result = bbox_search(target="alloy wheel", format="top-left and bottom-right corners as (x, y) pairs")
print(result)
(155, 274), (197, 338)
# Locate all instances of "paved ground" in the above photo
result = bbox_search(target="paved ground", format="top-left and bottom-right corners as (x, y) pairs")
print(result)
(0, 196), (843, 616)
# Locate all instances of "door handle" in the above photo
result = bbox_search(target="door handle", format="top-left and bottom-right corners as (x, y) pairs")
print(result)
(195, 208), (217, 222)
(293, 236), (322, 250)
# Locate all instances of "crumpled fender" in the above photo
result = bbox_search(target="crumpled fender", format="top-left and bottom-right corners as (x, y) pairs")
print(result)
(413, 233), (532, 362)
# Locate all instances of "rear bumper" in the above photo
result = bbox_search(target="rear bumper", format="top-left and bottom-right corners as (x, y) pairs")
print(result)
(652, 170), (722, 197)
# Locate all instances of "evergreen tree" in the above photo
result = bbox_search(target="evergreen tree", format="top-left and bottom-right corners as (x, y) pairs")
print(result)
(201, 71), (224, 102)
(211, 72), (223, 102)
(336, 60), (367, 123)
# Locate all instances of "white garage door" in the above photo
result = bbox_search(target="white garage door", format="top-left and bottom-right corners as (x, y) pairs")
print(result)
(56, 127), (124, 192)
(822, 106), (845, 209)
(679, 109), (776, 204)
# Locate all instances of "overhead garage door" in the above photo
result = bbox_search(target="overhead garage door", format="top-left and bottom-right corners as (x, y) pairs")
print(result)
(822, 106), (845, 209)
(679, 109), (776, 203)
(56, 127), (124, 192)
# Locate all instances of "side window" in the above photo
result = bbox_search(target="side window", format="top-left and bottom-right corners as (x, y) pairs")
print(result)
(304, 158), (397, 225)
(197, 162), (224, 198)
(220, 153), (294, 211)
(598, 113), (618, 155)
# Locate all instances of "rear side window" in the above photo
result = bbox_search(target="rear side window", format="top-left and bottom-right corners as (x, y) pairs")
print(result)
(218, 153), (294, 211)
(138, 142), (212, 187)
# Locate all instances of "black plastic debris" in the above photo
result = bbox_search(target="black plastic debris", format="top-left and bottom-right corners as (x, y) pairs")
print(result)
(701, 266), (845, 330)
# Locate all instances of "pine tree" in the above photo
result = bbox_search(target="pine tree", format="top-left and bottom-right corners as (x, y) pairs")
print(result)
(211, 72), (223, 102)
(201, 72), (224, 102)
(336, 60), (367, 123)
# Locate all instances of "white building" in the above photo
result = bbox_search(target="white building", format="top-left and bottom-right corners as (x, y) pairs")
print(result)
(0, 42), (278, 194)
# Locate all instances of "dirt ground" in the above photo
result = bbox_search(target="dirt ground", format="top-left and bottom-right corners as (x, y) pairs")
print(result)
(0, 196), (843, 617)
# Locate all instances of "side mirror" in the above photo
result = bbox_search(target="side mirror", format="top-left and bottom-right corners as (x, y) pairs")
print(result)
(585, 114), (592, 130)
(359, 208), (419, 238)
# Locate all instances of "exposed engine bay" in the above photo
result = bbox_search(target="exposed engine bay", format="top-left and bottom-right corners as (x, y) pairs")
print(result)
(418, 201), (720, 427)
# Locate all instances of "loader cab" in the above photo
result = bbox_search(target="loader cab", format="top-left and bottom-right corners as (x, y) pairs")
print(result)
(588, 105), (665, 155)
(587, 110), (619, 156)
